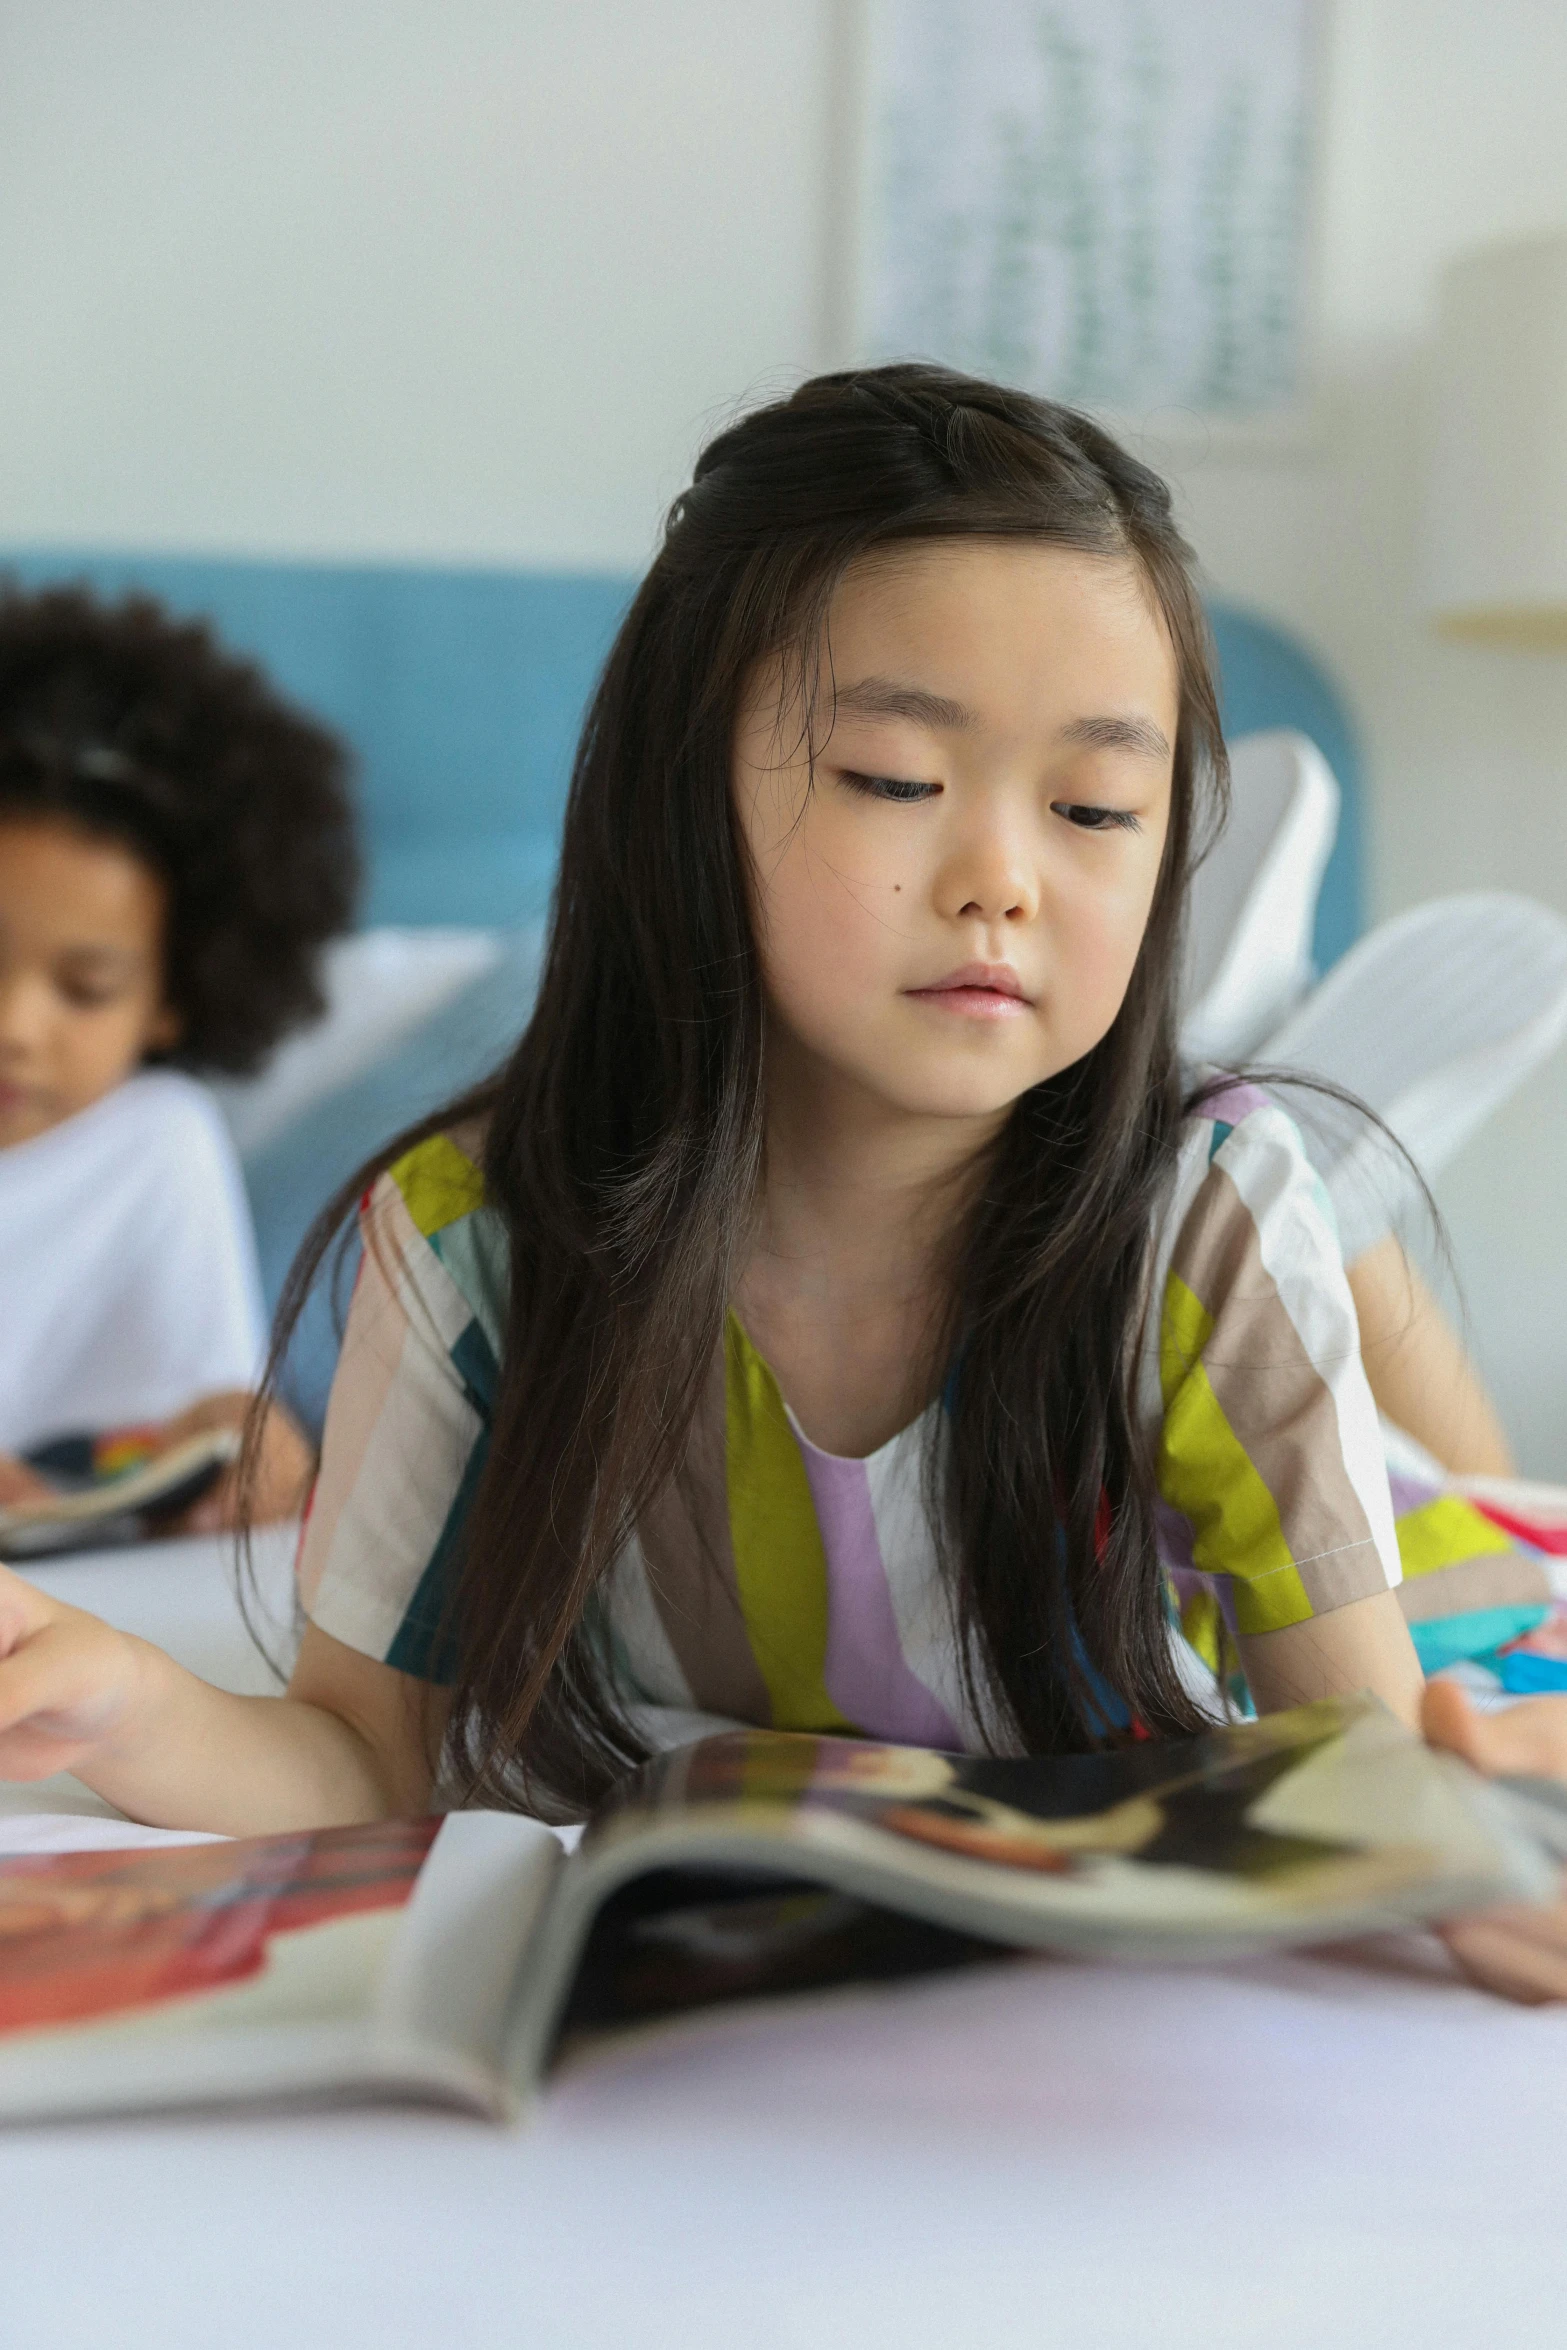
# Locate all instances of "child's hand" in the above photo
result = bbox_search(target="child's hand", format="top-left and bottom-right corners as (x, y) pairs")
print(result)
(154, 1391), (316, 1535)
(1424, 1680), (1567, 2003)
(0, 1455), (54, 1509)
(0, 1562), (147, 1782)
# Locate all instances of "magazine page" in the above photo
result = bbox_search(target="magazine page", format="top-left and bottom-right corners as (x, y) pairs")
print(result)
(0, 1427), (240, 1558)
(509, 1696), (1552, 2085)
(0, 1810), (559, 2125)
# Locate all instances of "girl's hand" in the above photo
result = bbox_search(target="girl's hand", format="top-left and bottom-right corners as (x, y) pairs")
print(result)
(0, 1565), (429, 1831)
(154, 1390), (316, 1535)
(1424, 1680), (1567, 2004)
(0, 1454), (54, 1510)
(0, 1562), (148, 1782)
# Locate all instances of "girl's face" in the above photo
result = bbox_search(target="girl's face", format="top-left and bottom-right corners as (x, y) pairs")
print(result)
(0, 816), (180, 1148)
(733, 540), (1180, 1131)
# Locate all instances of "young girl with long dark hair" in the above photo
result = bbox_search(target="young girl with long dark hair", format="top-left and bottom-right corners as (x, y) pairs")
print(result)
(1, 368), (1563, 1999)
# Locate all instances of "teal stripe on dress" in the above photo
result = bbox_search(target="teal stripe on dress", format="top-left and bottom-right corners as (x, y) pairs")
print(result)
(431, 1210), (508, 1363)
(450, 1317), (498, 1415)
(386, 1424), (490, 1683)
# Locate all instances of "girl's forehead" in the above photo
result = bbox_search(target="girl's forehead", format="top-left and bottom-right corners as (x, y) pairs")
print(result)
(831, 537), (1163, 636)
(0, 812), (167, 949)
(821, 541), (1180, 724)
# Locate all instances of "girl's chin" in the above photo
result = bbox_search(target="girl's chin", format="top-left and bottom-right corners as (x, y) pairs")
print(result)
(0, 1107), (57, 1147)
(0, 1086), (83, 1147)
(854, 1068), (1050, 1124)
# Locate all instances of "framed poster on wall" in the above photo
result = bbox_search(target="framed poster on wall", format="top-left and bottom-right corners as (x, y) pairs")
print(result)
(848, 0), (1324, 438)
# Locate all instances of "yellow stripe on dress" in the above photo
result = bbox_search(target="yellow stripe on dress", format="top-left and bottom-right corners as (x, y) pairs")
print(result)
(388, 1134), (485, 1240)
(1395, 1493), (1513, 1581)
(1158, 1272), (1314, 1635)
(724, 1316), (853, 1734)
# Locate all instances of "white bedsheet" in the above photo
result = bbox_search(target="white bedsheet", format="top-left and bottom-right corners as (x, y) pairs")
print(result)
(1, 1532), (1563, 2350)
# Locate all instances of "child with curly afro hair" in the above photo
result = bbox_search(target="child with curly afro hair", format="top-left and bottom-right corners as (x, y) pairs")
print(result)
(0, 583), (360, 1530)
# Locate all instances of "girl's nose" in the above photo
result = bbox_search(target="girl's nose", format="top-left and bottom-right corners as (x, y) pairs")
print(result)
(934, 820), (1039, 927)
(0, 973), (51, 1054)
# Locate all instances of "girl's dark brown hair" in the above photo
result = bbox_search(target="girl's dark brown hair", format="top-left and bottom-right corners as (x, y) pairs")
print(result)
(261, 363), (1228, 1810)
(0, 584), (358, 1072)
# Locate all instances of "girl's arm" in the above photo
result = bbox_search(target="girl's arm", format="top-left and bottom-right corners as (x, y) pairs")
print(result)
(1236, 1588), (1426, 1731)
(0, 1563), (441, 1832)
(1346, 1233), (1516, 1477)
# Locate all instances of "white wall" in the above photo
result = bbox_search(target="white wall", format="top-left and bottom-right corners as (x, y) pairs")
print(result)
(0, 0), (833, 565)
(1, 0), (1564, 1467)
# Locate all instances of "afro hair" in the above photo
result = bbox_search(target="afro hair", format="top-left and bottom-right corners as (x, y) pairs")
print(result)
(0, 582), (360, 1075)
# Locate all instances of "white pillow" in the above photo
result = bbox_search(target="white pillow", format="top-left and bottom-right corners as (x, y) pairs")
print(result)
(1181, 729), (1340, 1066)
(1257, 892), (1567, 1260)
(210, 927), (504, 1157)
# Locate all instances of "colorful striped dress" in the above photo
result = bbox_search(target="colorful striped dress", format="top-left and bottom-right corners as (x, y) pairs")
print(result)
(296, 1085), (1540, 1748)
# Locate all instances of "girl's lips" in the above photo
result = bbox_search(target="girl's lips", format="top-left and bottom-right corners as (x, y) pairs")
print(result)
(904, 964), (1034, 1020)
(0, 1079), (51, 1121)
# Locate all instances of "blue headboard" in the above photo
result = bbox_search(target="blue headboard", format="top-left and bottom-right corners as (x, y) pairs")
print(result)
(1206, 606), (1362, 972)
(2, 551), (1362, 968)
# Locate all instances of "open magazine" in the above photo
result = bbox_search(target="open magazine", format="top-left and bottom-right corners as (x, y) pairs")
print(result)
(0, 1428), (239, 1560)
(1, 1695), (1563, 2126)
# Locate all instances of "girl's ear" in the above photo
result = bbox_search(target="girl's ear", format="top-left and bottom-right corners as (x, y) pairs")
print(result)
(145, 1001), (184, 1056)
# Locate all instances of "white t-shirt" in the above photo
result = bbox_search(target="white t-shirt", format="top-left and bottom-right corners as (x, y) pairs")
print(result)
(0, 1070), (267, 1452)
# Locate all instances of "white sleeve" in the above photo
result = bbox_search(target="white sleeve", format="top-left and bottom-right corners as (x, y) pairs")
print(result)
(0, 1072), (266, 1444)
(122, 1079), (269, 1412)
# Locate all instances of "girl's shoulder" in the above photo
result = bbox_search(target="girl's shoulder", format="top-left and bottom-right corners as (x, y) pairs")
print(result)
(377, 1116), (490, 1233)
(1146, 1072), (1344, 1341)
(117, 1067), (237, 1150)
(362, 1119), (508, 1352)
(1167, 1073), (1332, 1239)
(1, 1067), (233, 1170)
(0, 1069), (245, 1216)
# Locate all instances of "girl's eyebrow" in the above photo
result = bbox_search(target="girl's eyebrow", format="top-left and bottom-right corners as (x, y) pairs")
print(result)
(832, 680), (1170, 762)
(58, 945), (142, 973)
(832, 676), (977, 730)
(832, 680), (1171, 761)
(1059, 713), (1171, 759)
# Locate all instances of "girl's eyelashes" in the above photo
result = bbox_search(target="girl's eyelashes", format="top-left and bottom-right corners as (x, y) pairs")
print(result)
(837, 774), (1140, 828)
(58, 975), (132, 1009)
(1051, 802), (1142, 833)
(838, 769), (942, 804)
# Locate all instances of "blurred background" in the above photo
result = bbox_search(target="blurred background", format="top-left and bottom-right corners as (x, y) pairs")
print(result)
(1, 0), (1564, 1465)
